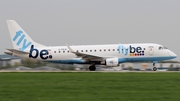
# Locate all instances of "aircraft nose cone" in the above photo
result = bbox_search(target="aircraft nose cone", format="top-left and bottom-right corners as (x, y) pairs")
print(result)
(170, 51), (177, 58)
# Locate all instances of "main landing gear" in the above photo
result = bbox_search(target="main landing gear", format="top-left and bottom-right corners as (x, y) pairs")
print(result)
(153, 63), (157, 71)
(89, 64), (96, 71)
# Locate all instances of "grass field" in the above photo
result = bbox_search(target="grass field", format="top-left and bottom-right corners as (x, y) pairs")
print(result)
(0, 72), (180, 101)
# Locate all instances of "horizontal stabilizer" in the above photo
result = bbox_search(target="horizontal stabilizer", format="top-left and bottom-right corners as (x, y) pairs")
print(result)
(6, 48), (29, 54)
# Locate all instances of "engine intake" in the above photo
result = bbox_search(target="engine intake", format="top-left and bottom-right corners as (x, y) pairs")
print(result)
(105, 58), (119, 67)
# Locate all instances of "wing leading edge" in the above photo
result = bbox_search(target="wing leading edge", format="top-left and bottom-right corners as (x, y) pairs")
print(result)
(66, 44), (109, 61)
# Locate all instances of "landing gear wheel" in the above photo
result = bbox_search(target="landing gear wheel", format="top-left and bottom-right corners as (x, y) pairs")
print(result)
(89, 66), (96, 71)
(153, 67), (157, 71)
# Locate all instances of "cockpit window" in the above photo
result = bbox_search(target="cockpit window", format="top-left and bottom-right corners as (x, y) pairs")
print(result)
(163, 46), (168, 49)
(159, 46), (163, 50)
(159, 46), (168, 50)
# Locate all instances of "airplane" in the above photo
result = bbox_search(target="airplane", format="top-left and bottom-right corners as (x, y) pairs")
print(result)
(4, 20), (177, 71)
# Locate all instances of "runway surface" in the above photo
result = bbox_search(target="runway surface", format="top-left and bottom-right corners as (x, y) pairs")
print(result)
(0, 70), (180, 72)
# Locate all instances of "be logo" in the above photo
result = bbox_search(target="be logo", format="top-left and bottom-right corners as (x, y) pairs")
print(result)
(129, 45), (145, 56)
(29, 45), (52, 59)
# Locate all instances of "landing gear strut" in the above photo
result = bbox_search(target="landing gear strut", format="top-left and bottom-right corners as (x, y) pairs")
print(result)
(153, 63), (157, 71)
(89, 64), (96, 71)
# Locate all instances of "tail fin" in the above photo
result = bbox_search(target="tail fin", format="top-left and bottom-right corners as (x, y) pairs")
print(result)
(6, 20), (45, 51)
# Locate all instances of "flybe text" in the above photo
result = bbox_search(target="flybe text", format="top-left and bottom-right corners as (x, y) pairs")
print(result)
(13, 30), (32, 51)
(118, 45), (145, 56)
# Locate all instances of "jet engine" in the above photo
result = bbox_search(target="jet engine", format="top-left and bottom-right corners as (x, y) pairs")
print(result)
(104, 58), (119, 67)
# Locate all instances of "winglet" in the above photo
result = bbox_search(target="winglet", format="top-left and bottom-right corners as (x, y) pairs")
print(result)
(66, 44), (75, 53)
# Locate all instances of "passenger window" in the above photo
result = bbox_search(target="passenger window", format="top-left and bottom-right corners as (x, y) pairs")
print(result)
(67, 51), (69, 53)
(113, 49), (115, 51)
(108, 49), (110, 51)
(86, 50), (88, 52)
(99, 49), (101, 52)
(59, 51), (61, 53)
(94, 50), (96, 52)
(63, 51), (65, 53)
(90, 50), (92, 52)
(104, 49), (106, 51)
(54, 51), (56, 53)
(81, 50), (83, 52)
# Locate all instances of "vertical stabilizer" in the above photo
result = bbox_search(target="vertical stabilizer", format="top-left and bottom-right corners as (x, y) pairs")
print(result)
(7, 20), (45, 51)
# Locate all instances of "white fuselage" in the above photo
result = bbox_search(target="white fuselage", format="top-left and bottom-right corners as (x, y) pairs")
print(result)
(13, 43), (177, 65)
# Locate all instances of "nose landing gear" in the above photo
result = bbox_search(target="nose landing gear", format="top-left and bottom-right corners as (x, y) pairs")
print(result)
(153, 63), (157, 71)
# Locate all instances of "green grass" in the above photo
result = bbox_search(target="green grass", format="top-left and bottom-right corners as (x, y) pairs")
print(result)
(0, 72), (180, 101)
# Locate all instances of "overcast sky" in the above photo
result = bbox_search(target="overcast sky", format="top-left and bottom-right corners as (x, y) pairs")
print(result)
(0, 0), (180, 61)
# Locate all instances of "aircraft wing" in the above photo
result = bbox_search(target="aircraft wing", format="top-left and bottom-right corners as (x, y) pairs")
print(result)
(66, 44), (105, 60)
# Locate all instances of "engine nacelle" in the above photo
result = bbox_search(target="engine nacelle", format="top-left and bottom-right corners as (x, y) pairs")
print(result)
(105, 58), (119, 67)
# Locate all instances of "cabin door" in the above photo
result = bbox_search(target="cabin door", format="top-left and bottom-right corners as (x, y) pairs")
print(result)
(148, 46), (154, 55)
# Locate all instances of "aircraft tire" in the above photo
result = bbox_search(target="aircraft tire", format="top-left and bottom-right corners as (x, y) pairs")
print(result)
(89, 66), (96, 71)
(153, 67), (157, 71)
